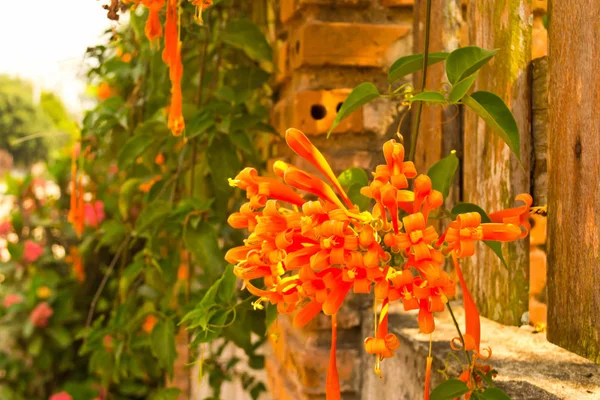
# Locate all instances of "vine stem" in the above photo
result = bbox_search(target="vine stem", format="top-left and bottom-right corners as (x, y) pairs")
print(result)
(408, 0), (433, 161)
(446, 302), (472, 366)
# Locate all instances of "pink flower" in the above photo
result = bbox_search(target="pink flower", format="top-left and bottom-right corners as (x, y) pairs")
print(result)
(3, 293), (23, 308)
(0, 220), (11, 235)
(49, 392), (73, 400)
(23, 240), (44, 263)
(30, 302), (53, 327)
(84, 201), (105, 228)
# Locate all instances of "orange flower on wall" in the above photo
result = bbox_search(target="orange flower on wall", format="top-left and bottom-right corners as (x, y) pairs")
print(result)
(227, 128), (531, 399)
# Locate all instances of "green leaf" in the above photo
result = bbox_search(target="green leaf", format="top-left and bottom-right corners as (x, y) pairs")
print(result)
(337, 167), (369, 188)
(448, 73), (478, 103)
(328, 83), (380, 136)
(216, 265), (237, 304)
(97, 220), (127, 250)
(430, 379), (471, 400)
(150, 319), (177, 379)
(446, 46), (498, 84)
(481, 388), (511, 400)
(462, 91), (521, 161)
(388, 52), (449, 83)
(222, 19), (272, 63)
(407, 91), (447, 104)
(347, 184), (371, 212)
(150, 388), (181, 400)
(118, 178), (142, 220)
(117, 134), (153, 170)
(265, 304), (277, 333)
(427, 150), (459, 199)
(135, 201), (171, 236)
(183, 222), (222, 282)
(451, 203), (508, 269)
(47, 326), (72, 348)
(207, 136), (241, 216)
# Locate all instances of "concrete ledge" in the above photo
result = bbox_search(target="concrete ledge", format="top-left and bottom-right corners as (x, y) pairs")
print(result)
(360, 302), (600, 400)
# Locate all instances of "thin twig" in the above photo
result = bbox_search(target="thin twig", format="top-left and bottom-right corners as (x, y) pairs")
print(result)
(409, 0), (433, 161)
(85, 237), (130, 330)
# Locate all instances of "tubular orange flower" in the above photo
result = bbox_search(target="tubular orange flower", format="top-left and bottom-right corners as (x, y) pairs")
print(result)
(226, 128), (531, 393)
(488, 193), (533, 237)
(286, 128), (353, 207)
(284, 166), (347, 210)
(189, 0), (213, 23)
(143, 0), (165, 45)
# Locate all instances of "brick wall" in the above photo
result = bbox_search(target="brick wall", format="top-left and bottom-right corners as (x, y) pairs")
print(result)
(267, 1), (415, 398)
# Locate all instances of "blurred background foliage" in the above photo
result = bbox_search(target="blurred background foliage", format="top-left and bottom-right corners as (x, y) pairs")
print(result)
(1, 0), (276, 399)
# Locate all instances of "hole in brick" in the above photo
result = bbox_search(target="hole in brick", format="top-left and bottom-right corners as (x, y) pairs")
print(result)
(336, 102), (344, 113)
(310, 104), (327, 120)
(295, 40), (300, 54)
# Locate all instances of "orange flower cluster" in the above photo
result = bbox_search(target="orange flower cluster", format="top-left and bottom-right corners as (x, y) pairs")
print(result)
(227, 128), (531, 399)
(123, 0), (214, 136)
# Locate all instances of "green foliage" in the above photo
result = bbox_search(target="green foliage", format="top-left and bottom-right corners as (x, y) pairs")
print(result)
(445, 46), (498, 84)
(328, 82), (380, 136)
(407, 91), (447, 104)
(69, 2), (274, 398)
(39, 91), (79, 156)
(150, 319), (177, 378)
(329, 45), (521, 162)
(448, 74), (478, 103)
(427, 151), (459, 200)
(337, 167), (371, 211)
(462, 91), (521, 161)
(388, 52), (449, 83)
(0, 76), (52, 165)
(0, 167), (100, 400)
(430, 379), (470, 400)
(222, 18), (273, 63)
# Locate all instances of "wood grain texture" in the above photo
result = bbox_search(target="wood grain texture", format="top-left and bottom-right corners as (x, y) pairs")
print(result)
(462, 0), (532, 325)
(531, 57), (547, 206)
(546, 0), (600, 363)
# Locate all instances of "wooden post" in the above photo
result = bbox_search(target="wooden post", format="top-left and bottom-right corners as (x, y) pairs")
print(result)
(462, 0), (532, 325)
(546, 0), (600, 363)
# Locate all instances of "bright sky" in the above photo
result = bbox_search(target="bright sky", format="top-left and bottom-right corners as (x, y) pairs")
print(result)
(0, 0), (115, 115)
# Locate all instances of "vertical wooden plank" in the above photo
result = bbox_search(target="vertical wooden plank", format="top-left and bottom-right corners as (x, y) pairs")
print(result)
(546, 0), (600, 363)
(462, 0), (531, 325)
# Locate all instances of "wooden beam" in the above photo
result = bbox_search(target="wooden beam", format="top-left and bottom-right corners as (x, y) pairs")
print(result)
(461, 0), (532, 325)
(546, 0), (600, 363)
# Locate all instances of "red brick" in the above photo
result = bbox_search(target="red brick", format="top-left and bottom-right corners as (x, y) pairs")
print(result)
(281, 0), (371, 23)
(273, 89), (364, 136)
(276, 41), (291, 84)
(288, 21), (410, 69)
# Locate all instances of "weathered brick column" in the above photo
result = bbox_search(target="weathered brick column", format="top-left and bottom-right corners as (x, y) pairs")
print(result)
(267, 1), (415, 398)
